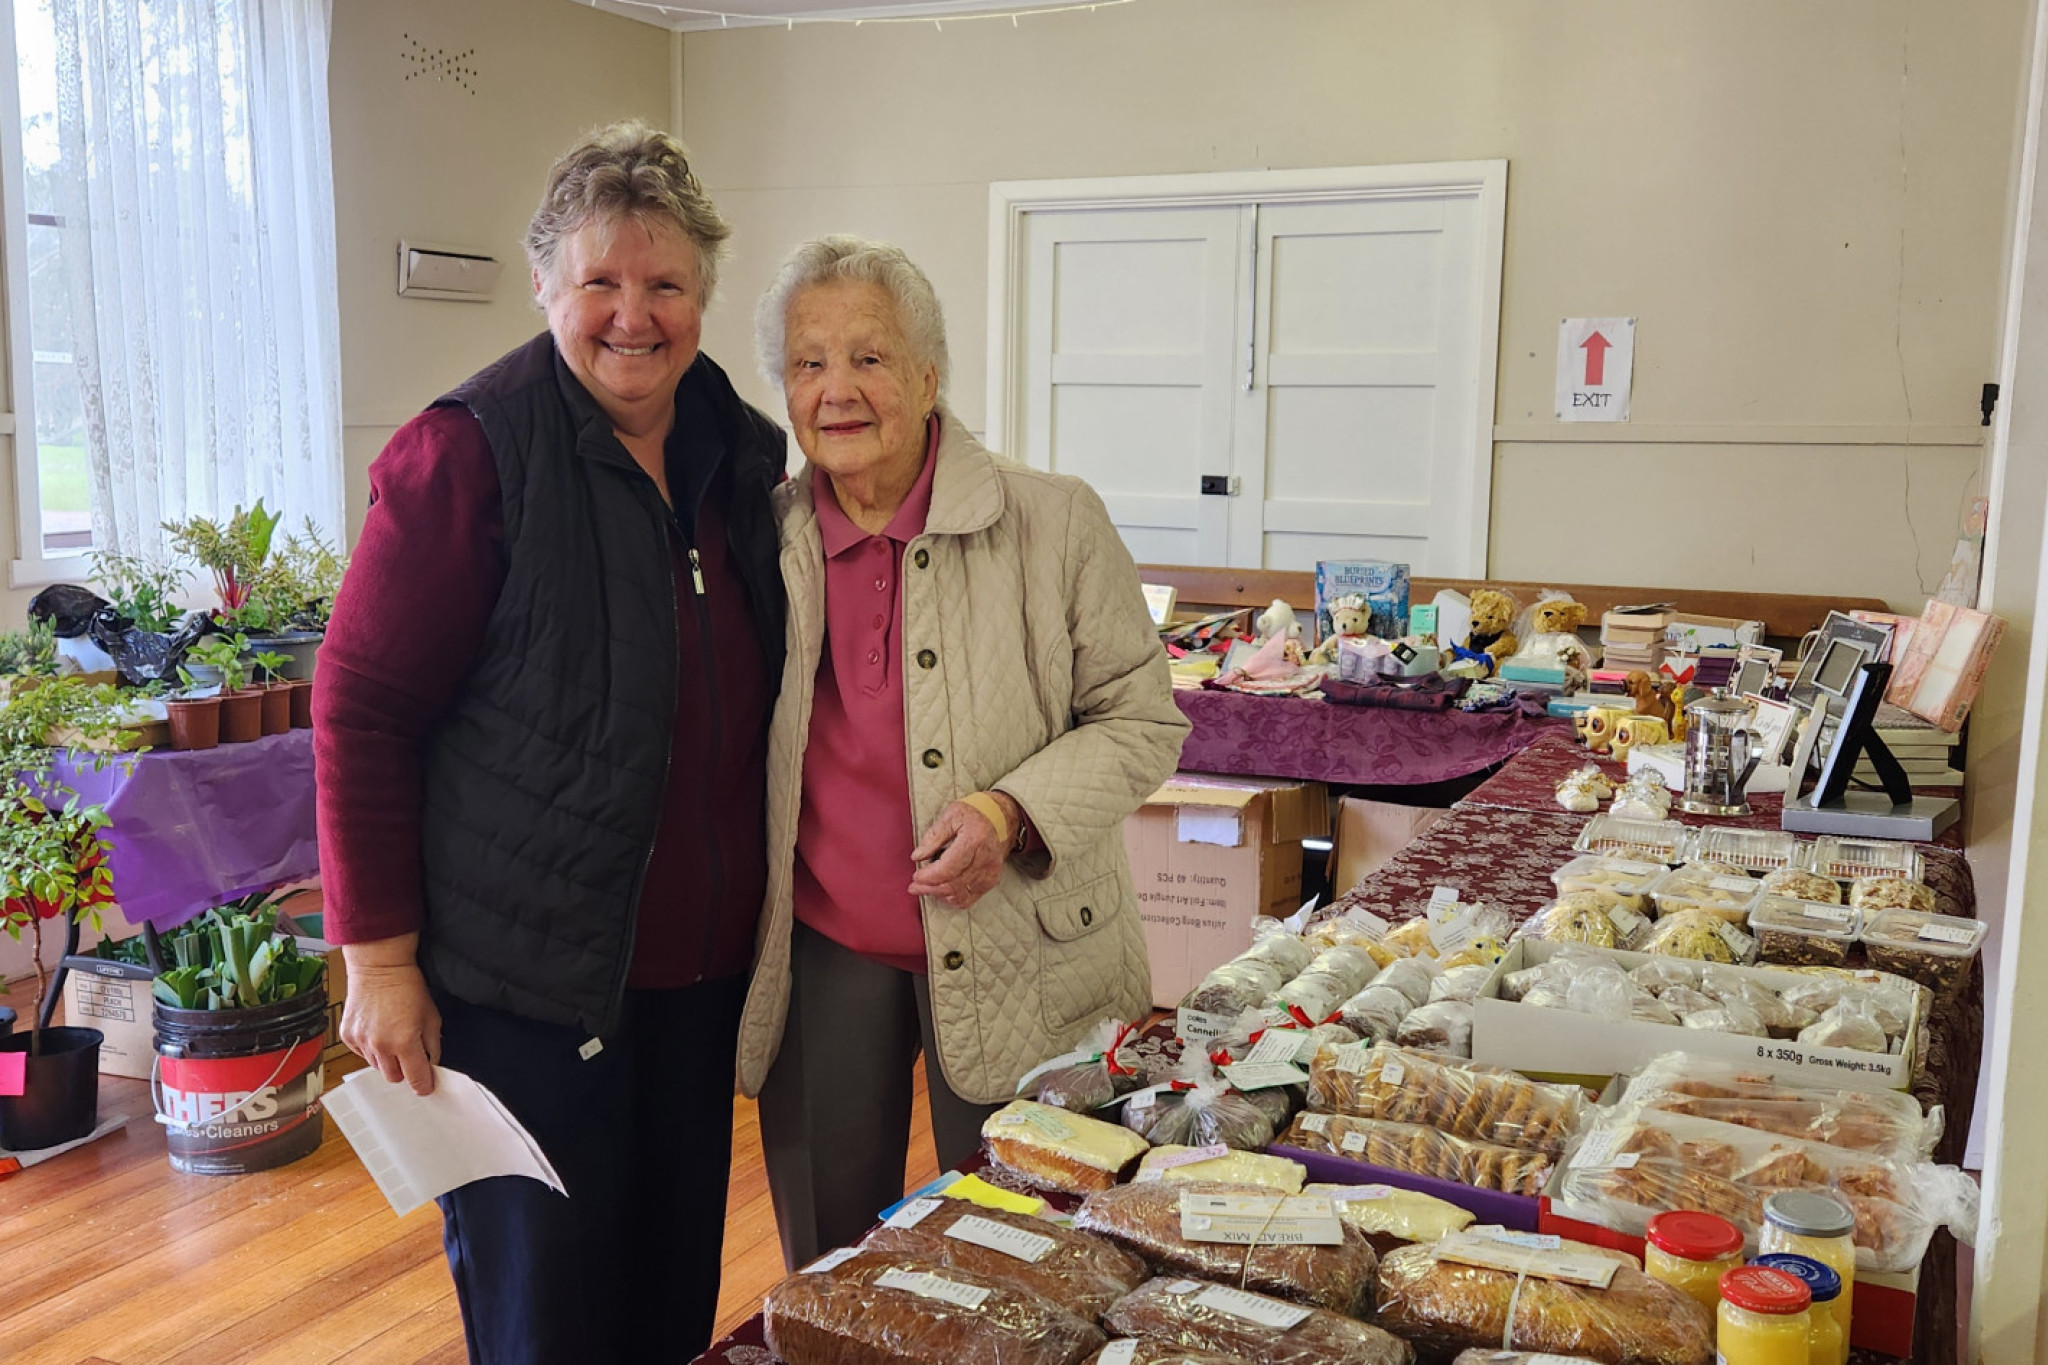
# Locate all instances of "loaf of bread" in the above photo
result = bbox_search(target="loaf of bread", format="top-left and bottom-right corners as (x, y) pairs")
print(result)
(1102, 1276), (1412, 1365)
(1081, 1342), (1253, 1365)
(1450, 1353), (1606, 1365)
(985, 1100), (1151, 1194)
(764, 1252), (1106, 1365)
(1073, 1180), (1381, 1317)
(1278, 1112), (1554, 1197)
(859, 1199), (1150, 1320)
(1135, 1146), (1306, 1192)
(1374, 1243), (1714, 1365)
(1301, 1182), (1475, 1254)
(1306, 1043), (1586, 1156)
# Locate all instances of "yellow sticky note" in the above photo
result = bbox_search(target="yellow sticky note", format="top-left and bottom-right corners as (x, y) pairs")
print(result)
(942, 1174), (1046, 1218)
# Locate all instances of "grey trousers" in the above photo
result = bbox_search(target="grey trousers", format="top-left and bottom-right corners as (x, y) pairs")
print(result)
(760, 922), (1004, 1270)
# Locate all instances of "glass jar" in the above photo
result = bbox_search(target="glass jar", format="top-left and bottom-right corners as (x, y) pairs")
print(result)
(1752, 1254), (1848, 1365)
(1758, 1190), (1856, 1346)
(1645, 1210), (1745, 1313)
(1717, 1265), (1814, 1365)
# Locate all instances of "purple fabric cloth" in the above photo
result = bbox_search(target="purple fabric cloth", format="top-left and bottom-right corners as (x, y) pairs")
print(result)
(1172, 688), (1570, 786)
(53, 729), (317, 930)
(1316, 673), (1469, 711)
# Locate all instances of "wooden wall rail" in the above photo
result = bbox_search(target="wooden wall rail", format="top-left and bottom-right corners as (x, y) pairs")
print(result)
(1138, 566), (1891, 642)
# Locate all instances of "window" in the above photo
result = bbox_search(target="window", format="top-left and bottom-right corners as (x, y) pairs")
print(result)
(0, 0), (343, 582)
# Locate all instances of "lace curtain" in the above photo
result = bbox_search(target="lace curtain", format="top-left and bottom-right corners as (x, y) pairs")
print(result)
(49, 0), (342, 559)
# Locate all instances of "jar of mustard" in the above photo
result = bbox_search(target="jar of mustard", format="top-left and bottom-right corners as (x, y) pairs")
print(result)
(1752, 1253), (1848, 1365)
(1717, 1265), (1813, 1365)
(1758, 1190), (1856, 1346)
(1644, 1210), (1746, 1313)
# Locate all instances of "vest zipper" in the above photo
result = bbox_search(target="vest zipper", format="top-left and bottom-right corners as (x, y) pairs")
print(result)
(689, 547), (706, 595)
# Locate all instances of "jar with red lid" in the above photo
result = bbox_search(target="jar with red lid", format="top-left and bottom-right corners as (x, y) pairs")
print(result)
(1718, 1265), (1813, 1365)
(1644, 1210), (1745, 1312)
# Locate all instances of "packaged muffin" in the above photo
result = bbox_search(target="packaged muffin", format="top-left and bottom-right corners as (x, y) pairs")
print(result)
(1759, 867), (1843, 904)
(1642, 909), (1756, 965)
(1550, 855), (1664, 912)
(1648, 864), (1760, 923)
(1514, 892), (1651, 951)
(1849, 876), (1938, 914)
(1861, 909), (1988, 994)
(1749, 897), (1861, 968)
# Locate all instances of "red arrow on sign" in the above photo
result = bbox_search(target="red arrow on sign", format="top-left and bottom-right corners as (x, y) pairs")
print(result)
(1580, 331), (1612, 387)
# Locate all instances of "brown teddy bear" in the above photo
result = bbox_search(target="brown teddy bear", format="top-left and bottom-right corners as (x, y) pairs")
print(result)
(1464, 588), (1520, 673)
(1530, 598), (1587, 637)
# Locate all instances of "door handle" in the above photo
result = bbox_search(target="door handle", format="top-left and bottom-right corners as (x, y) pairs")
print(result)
(1200, 476), (1240, 496)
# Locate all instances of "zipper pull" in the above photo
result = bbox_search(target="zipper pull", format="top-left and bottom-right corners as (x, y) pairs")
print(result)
(688, 547), (705, 595)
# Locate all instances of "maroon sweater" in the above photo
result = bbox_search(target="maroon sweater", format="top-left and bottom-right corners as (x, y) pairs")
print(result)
(314, 405), (771, 987)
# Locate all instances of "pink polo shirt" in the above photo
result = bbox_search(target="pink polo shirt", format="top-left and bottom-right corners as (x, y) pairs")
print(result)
(792, 419), (942, 972)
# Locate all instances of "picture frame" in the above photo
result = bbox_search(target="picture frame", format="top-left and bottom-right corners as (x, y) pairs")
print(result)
(1746, 696), (1798, 766)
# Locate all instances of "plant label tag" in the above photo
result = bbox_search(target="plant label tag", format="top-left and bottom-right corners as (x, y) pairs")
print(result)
(874, 1269), (992, 1310)
(1192, 1283), (1314, 1329)
(945, 1214), (1055, 1264)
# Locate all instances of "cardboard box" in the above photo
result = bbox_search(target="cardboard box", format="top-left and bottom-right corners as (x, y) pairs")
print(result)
(1473, 941), (1921, 1093)
(59, 956), (156, 1080)
(1330, 797), (1445, 900)
(1124, 773), (1328, 1008)
(1663, 611), (1764, 651)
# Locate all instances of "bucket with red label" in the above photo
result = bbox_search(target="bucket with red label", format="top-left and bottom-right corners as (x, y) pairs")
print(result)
(152, 988), (327, 1175)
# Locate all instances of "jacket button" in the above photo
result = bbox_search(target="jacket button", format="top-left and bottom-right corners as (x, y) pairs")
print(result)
(1080, 906), (1093, 926)
(943, 950), (964, 970)
(914, 548), (930, 569)
(916, 649), (936, 670)
(922, 748), (943, 769)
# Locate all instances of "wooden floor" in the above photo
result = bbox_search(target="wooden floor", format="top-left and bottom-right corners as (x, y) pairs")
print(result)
(0, 978), (940, 1365)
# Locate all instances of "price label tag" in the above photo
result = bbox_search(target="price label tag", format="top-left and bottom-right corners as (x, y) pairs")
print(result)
(1123, 1084), (1169, 1113)
(1800, 903), (1857, 925)
(1711, 875), (1760, 893)
(1330, 1184), (1396, 1205)
(1380, 1057), (1406, 1087)
(1298, 1112), (1331, 1135)
(1570, 1130), (1641, 1171)
(1152, 1143), (1231, 1171)
(1180, 1192), (1344, 1247)
(998, 1104), (1074, 1141)
(1245, 1031), (1308, 1066)
(1221, 1060), (1309, 1091)
(1435, 1230), (1619, 1289)
(874, 1268), (993, 1310)
(1919, 920), (1980, 946)
(1097, 1344), (1139, 1365)
(1607, 858), (1665, 877)
(1426, 886), (1464, 923)
(1340, 1130), (1368, 1154)
(801, 1246), (861, 1274)
(944, 1214), (1056, 1264)
(1608, 905), (1646, 938)
(1176, 1007), (1237, 1048)
(1715, 920), (1755, 958)
(885, 1198), (944, 1229)
(1344, 908), (1391, 940)
(1192, 1283), (1314, 1330)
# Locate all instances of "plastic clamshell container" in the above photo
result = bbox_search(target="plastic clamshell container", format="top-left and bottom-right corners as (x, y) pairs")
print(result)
(1689, 827), (1804, 874)
(1807, 836), (1923, 884)
(1861, 908), (1988, 994)
(1645, 864), (1763, 923)
(1748, 896), (1862, 968)
(1551, 855), (1666, 911)
(1573, 815), (1690, 865)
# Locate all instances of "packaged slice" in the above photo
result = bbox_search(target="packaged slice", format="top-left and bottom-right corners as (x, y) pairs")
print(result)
(1551, 855), (1665, 912)
(1748, 896), (1860, 968)
(1513, 892), (1651, 951)
(1621, 1051), (1938, 1161)
(1100, 1276), (1413, 1365)
(1689, 828), (1802, 874)
(1849, 876), (1939, 914)
(1337, 985), (1412, 1042)
(1860, 908), (1987, 994)
(1279, 1111), (1554, 1196)
(1757, 867), (1843, 904)
(860, 1200), (1149, 1321)
(985, 1101), (1150, 1194)
(1572, 814), (1688, 864)
(1641, 909), (1756, 965)
(1302, 1181), (1475, 1249)
(1135, 1146), (1307, 1193)
(1646, 865), (1759, 924)
(1305, 1042), (1586, 1155)
(1073, 1181), (1382, 1317)
(1374, 1241), (1715, 1365)
(1808, 836), (1922, 884)
(764, 1251), (1107, 1365)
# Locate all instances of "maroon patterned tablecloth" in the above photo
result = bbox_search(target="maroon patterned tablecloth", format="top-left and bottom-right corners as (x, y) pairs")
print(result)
(1172, 688), (1570, 786)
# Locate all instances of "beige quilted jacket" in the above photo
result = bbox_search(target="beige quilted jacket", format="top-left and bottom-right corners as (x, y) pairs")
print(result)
(735, 410), (1189, 1104)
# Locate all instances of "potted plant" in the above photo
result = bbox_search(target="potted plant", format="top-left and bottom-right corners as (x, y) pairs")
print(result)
(182, 634), (260, 744)
(0, 619), (60, 704)
(251, 650), (292, 735)
(241, 519), (343, 683)
(89, 548), (191, 636)
(0, 677), (131, 1150)
(162, 677), (222, 752)
(162, 500), (280, 622)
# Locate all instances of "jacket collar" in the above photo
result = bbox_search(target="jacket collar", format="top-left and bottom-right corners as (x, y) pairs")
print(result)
(779, 405), (1005, 547)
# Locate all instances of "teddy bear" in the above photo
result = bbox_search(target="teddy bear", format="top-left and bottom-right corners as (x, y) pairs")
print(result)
(1530, 597), (1587, 639)
(1308, 592), (1374, 664)
(1462, 588), (1520, 675)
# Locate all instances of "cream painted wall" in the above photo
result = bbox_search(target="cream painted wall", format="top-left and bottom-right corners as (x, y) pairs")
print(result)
(329, 0), (673, 537)
(679, 0), (2026, 608)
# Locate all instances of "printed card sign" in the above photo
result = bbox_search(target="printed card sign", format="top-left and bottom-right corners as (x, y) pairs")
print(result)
(945, 1214), (1056, 1264)
(874, 1268), (993, 1310)
(1192, 1283), (1314, 1330)
(1556, 316), (1635, 423)
(1180, 1192), (1344, 1247)
(1220, 1060), (1310, 1091)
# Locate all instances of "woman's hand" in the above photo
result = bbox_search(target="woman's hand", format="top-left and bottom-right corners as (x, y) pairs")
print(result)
(338, 933), (442, 1095)
(909, 794), (1021, 909)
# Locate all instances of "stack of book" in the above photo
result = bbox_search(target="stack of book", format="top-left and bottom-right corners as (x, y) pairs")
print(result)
(1600, 608), (1671, 672)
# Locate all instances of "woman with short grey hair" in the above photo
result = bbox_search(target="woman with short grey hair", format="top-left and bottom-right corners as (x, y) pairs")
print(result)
(735, 235), (1187, 1269)
(316, 120), (786, 1364)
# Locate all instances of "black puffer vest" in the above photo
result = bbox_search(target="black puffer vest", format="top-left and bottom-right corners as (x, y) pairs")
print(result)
(416, 333), (786, 1036)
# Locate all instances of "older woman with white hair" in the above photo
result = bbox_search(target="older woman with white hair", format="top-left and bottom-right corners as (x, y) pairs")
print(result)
(314, 122), (785, 1362)
(735, 235), (1188, 1267)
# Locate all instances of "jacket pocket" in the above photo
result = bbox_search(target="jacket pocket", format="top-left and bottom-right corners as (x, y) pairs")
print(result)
(1035, 871), (1127, 1032)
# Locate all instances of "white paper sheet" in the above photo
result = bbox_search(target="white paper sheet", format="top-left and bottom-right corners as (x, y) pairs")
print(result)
(323, 1065), (565, 1216)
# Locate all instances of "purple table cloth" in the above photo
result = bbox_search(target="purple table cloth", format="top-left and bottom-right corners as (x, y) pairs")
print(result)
(1172, 688), (1570, 787)
(52, 729), (316, 930)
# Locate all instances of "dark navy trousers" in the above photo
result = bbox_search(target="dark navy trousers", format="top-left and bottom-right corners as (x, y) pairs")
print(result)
(433, 977), (746, 1365)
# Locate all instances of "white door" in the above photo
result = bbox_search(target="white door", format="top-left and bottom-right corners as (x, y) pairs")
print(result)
(1015, 205), (1244, 565)
(1243, 196), (1485, 574)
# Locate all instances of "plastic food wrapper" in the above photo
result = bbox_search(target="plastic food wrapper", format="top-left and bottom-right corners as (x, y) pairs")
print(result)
(1281, 1111), (1554, 1196)
(763, 1251), (1107, 1365)
(1678, 1002), (1766, 1037)
(1450, 1354), (1606, 1365)
(1860, 908), (1987, 994)
(1641, 909), (1756, 965)
(1512, 892), (1651, 952)
(1302, 1181), (1476, 1248)
(1099, 1275), (1413, 1365)
(1797, 996), (1890, 1053)
(1021, 1019), (1148, 1112)
(1306, 1043), (1586, 1156)
(1338, 985), (1412, 1042)
(984, 1101), (1151, 1194)
(1183, 930), (1316, 1016)
(1646, 864), (1760, 923)
(1697, 966), (1817, 1034)
(1374, 1241), (1714, 1365)
(1759, 867), (1843, 904)
(1080, 1343), (1250, 1365)
(1628, 959), (1699, 994)
(1384, 917), (1439, 958)
(1551, 855), (1661, 913)
(1136, 1145), (1307, 1192)
(1369, 956), (1440, 1008)
(1555, 1107), (1979, 1271)
(1266, 944), (1381, 1024)
(859, 1199), (1150, 1321)
(1073, 1181), (1383, 1317)
(1124, 1060), (1279, 1153)
(1622, 1051), (1941, 1161)
(1427, 965), (1496, 1006)
(1849, 875), (1938, 913)
(1395, 1002), (1474, 1057)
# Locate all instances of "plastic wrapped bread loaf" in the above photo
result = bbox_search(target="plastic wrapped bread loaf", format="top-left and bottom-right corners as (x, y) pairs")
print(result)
(1073, 1181), (1381, 1316)
(1302, 1182), (1476, 1251)
(1135, 1146), (1307, 1192)
(1101, 1276), (1414, 1365)
(1374, 1243), (1715, 1365)
(1452, 1355), (1605, 1365)
(1082, 1342), (1253, 1365)
(764, 1252), (1107, 1365)
(859, 1199), (1150, 1320)
(1279, 1112), (1554, 1196)
(985, 1101), (1151, 1194)
(1306, 1043), (1587, 1156)
(1620, 1051), (1937, 1160)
